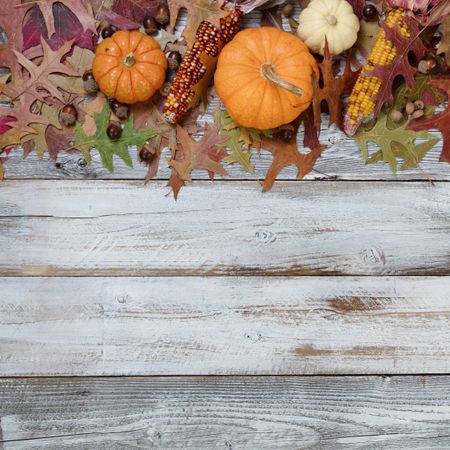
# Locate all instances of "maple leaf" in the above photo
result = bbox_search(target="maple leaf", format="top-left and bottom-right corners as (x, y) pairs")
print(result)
(312, 41), (360, 131)
(366, 16), (426, 118)
(167, 0), (230, 47)
(22, 2), (97, 52)
(408, 77), (450, 164)
(437, 15), (450, 65)
(168, 124), (228, 182)
(75, 103), (156, 173)
(355, 112), (439, 172)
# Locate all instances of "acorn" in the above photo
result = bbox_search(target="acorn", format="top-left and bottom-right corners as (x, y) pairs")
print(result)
(405, 101), (415, 116)
(59, 104), (78, 127)
(106, 121), (122, 140)
(159, 81), (171, 97)
(390, 109), (403, 123)
(143, 16), (158, 35)
(166, 50), (182, 71)
(110, 100), (130, 120)
(82, 70), (99, 94)
(282, 3), (294, 17)
(155, 4), (170, 25)
(363, 4), (378, 22)
(139, 147), (155, 163)
(101, 25), (116, 39)
(414, 100), (425, 111)
(411, 109), (425, 120)
(273, 127), (294, 142)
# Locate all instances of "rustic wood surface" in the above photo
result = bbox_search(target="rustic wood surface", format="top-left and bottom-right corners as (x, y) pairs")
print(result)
(1, 276), (450, 376)
(1, 180), (449, 276)
(1, 376), (450, 449)
(2, 6), (450, 445)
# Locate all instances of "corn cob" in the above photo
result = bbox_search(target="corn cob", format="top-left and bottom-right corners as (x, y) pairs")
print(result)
(163, 7), (242, 124)
(344, 8), (411, 135)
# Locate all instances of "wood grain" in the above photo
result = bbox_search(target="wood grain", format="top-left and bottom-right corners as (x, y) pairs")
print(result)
(1, 376), (450, 449)
(2, 276), (450, 376)
(1, 180), (449, 276)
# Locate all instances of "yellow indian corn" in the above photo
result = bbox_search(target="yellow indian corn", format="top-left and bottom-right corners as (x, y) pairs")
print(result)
(344, 8), (410, 135)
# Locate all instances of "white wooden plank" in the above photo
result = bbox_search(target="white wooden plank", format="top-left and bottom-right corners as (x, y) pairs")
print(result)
(1, 375), (450, 449)
(3, 126), (447, 181)
(0, 180), (449, 276)
(2, 276), (450, 375)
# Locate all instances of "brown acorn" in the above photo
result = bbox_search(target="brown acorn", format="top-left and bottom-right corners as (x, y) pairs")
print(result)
(110, 100), (130, 120)
(166, 50), (182, 71)
(82, 70), (99, 94)
(143, 16), (158, 35)
(139, 147), (155, 164)
(101, 26), (116, 39)
(59, 104), (78, 127)
(106, 121), (122, 140)
(155, 4), (170, 25)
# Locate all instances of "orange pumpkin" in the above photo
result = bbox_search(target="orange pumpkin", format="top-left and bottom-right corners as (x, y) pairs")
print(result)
(214, 27), (319, 130)
(93, 30), (167, 104)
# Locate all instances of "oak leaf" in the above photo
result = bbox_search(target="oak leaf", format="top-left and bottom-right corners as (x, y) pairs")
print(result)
(437, 15), (450, 64)
(168, 124), (228, 182)
(260, 115), (323, 192)
(312, 40), (360, 131)
(366, 15), (426, 118)
(355, 112), (439, 172)
(167, 0), (230, 47)
(408, 78), (450, 164)
(75, 103), (156, 173)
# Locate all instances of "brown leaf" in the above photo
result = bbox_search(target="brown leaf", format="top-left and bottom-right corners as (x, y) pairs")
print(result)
(260, 114), (323, 192)
(312, 41), (360, 131)
(79, 96), (108, 137)
(437, 15), (450, 64)
(169, 124), (228, 181)
(408, 77), (450, 163)
(10, 37), (77, 102)
(167, 0), (230, 47)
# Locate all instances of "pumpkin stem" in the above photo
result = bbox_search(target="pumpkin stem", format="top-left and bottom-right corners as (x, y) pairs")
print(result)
(260, 63), (304, 97)
(123, 53), (136, 68)
(327, 15), (338, 25)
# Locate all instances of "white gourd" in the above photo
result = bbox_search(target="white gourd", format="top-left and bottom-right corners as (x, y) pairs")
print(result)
(297, 0), (360, 56)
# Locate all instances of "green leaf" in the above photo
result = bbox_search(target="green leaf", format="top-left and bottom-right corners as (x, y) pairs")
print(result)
(75, 103), (156, 173)
(355, 113), (439, 173)
(214, 109), (270, 174)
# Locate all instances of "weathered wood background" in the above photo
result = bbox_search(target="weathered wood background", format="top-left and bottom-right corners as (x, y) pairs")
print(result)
(2, 7), (450, 450)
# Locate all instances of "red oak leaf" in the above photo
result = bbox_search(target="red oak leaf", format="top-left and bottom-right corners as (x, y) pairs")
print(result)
(0, 117), (16, 135)
(366, 15), (426, 117)
(347, 0), (365, 19)
(313, 41), (360, 131)
(23, 2), (97, 51)
(408, 77), (450, 163)
(112, 0), (166, 24)
(260, 114), (324, 192)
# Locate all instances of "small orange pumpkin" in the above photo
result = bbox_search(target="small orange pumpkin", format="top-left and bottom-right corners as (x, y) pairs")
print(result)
(214, 27), (319, 130)
(93, 30), (167, 104)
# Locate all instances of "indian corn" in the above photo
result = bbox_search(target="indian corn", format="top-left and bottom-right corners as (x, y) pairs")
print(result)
(163, 7), (242, 124)
(344, 8), (411, 135)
